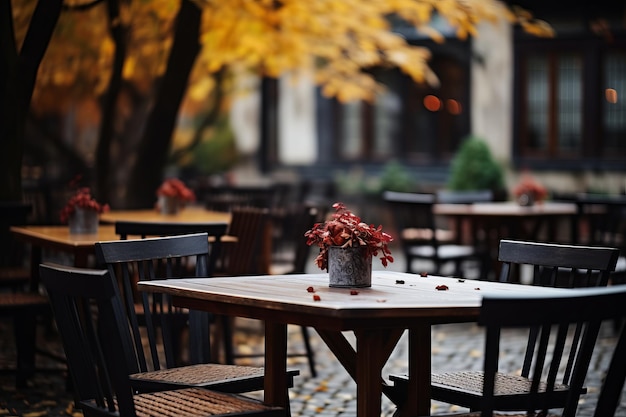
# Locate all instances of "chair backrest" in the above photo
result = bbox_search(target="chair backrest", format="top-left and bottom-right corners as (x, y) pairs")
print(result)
(435, 189), (493, 204)
(220, 207), (270, 276)
(498, 239), (620, 288)
(478, 286), (626, 417)
(114, 221), (228, 275)
(203, 185), (276, 212)
(574, 194), (626, 251)
(94, 233), (212, 369)
(496, 238), (620, 412)
(382, 191), (438, 245)
(290, 203), (328, 274)
(39, 263), (139, 414)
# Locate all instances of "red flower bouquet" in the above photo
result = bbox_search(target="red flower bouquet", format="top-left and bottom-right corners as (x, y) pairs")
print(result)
(60, 187), (110, 223)
(156, 178), (196, 202)
(305, 202), (394, 270)
(513, 173), (548, 204)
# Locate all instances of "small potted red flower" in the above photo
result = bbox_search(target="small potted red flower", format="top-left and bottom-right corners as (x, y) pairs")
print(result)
(60, 187), (110, 234)
(156, 178), (196, 214)
(305, 202), (393, 287)
(513, 172), (548, 206)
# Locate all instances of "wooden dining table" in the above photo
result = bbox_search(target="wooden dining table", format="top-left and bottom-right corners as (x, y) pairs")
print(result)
(100, 205), (232, 225)
(433, 201), (578, 243)
(434, 201), (578, 278)
(137, 270), (569, 417)
(10, 206), (232, 288)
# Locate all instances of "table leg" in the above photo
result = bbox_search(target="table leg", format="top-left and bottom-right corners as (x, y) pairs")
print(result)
(410, 325), (432, 416)
(264, 321), (288, 408)
(355, 329), (386, 417)
(317, 329), (404, 417)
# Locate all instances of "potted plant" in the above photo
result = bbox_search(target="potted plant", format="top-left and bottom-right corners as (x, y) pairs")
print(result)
(305, 202), (393, 287)
(513, 171), (548, 206)
(446, 135), (506, 200)
(60, 187), (110, 234)
(156, 178), (196, 214)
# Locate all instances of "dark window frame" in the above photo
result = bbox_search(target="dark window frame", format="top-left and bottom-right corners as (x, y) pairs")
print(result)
(513, 32), (626, 171)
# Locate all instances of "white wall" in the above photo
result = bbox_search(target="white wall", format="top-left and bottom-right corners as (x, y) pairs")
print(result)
(278, 72), (318, 165)
(471, 19), (513, 164)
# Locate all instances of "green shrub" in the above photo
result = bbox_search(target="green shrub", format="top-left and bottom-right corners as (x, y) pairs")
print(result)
(378, 161), (415, 193)
(447, 136), (504, 192)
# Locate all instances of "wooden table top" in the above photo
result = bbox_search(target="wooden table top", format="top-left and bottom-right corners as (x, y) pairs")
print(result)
(10, 224), (120, 250)
(100, 206), (231, 224)
(138, 271), (567, 329)
(434, 201), (577, 217)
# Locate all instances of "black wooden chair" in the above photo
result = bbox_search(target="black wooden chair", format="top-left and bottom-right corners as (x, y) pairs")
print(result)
(0, 201), (62, 387)
(94, 233), (298, 395)
(270, 202), (327, 377)
(390, 239), (620, 415)
(383, 191), (488, 278)
(213, 206), (319, 376)
(39, 263), (286, 417)
(114, 220), (228, 276)
(407, 286), (626, 417)
(573, 193), (626, 285)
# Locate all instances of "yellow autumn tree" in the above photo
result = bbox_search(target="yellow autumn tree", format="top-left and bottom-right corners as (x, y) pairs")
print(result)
(189, 0), (552, 102)
(5, 0), (551, 207)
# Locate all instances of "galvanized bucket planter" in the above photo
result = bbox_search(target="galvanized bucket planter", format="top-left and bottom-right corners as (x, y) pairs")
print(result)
(328, 246), (372, 288)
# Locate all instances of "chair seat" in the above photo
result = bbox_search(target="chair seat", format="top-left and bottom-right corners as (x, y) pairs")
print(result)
(130, 364), (299, 393)
(81, 387), (284, 417)
(432, 371), (573, 396)
(391, 370), (579, 412)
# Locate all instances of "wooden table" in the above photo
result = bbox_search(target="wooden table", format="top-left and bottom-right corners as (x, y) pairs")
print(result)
(434, 201), (577, 242)
(100, 205), (231, 225)
(10, 225), (119, 290)
(138, 271), (568, 417)
(434, 202), (578, 278)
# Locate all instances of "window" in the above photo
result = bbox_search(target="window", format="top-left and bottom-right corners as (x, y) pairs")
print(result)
(330, 41), (471, 165)
(514, 35), (626, 169)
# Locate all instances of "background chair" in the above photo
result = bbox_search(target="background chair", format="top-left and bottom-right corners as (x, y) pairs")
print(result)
(115, 220), (228, 276)
(390, 239), (620, 415)
(95, 233), (297, 394)
(383, 191), (488, 278)
(573, 193), (626, 285)
(0, 201), (62, 387)
(39, 263), (286, 417)
(215, 207), (317, 375)
(270, 202), (328, 378)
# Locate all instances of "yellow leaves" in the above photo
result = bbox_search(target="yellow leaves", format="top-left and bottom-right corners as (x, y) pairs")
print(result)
(192, 0), (554, 103)
(18, 0), (554, 106)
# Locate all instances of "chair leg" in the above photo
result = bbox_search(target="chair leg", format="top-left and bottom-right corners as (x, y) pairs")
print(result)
(221, 315), (235, 365)
(300, 326), (316, 378)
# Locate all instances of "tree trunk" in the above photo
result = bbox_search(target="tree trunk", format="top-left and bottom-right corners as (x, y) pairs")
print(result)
(124, 0), (201, 208)
(0, 0), (62, 202)
(95, 0), (127, 204)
